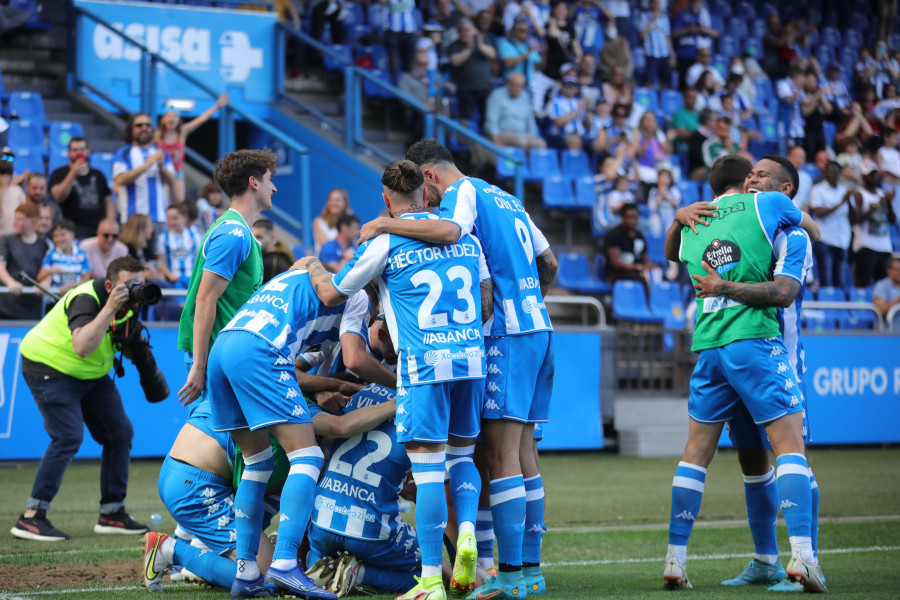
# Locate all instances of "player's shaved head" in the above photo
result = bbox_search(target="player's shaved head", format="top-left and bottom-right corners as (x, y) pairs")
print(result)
(406, 138), (456, 170)
(709, 155), (752, 197)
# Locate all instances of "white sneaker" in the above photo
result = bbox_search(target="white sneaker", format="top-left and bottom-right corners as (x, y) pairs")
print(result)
(663, 559), (692, 590)
(785, 555), (827, 593)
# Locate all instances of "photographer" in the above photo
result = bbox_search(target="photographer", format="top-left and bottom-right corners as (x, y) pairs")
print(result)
(11, 256), (160, 541)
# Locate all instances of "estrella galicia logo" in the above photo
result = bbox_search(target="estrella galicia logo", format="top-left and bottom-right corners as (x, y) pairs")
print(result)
(703, 239), (741, 275)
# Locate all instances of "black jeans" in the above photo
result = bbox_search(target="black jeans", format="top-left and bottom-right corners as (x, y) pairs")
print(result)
(24, 371), (134, 513)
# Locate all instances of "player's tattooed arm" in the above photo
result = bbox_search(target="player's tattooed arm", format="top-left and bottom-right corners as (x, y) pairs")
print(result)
(692, 261), (801, 308)
(292, 256), (347, 306)
(480, 279), (494, 324)
(536, 248), (558, 296)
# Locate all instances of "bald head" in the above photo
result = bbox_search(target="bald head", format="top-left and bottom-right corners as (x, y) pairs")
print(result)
(506, 73), (526, 97)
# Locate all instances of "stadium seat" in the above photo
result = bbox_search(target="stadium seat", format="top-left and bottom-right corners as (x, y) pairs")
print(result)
(701, 184), (713, 203)
(645, 233), (666, 266)
(844, 28), (864, 50)
(448, 119), (477, 153)
(650, 281), (687, 330)
(633, 87), (658, 114)
(48, 121), (85, 154)
(744, 37), (763, 60)
(496, 147), (526, 180)
(362, 69), (393, 98)
(574, 176), (597, 209)
(7, 0), (52, 30)
(677, 180), (699, 205)
(323, 45), (353, 71)
(817, 286), (848, 329)
(557, 252), (612, 294)
(561, 149), (592, 179)
(728, 18), (748, 40)
(710, 0), (731, 20)
(801, 163), (821, 180)
(840, 46), (857, 73)
(750, 18), (767, 39)
(11, 147), (44, 176)
(367, 3), (385, 32)
(712, 55), (728, 77)
(9, 119), (45, 157)
(848, 13), (869, 35)
(8, 91), (45, 126)
(528, 148), (560, 180)
(612, 280), (663, 324)
(90, 151), (115, 183)
(841, 287), (878, 330)
(734, 1), (755, 21)
(542, 176), (574, 209)
(0, 68), (6, 102)
(660, 90), (683, 117)
(593, 253), (608, 282)
(719, 35), (739, 59)
(820, 26), (841, 47)
(48, 149), (68, 173)
(343, 2), (364, 26)
(632, 48), (647, 79)
(815, 46), (836, 70)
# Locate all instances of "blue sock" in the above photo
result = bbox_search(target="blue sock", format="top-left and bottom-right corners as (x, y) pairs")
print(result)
(446, 445), (480, 531)
(172, 539), (236, 588)
(490, 475), (526, 568)
(523, 475), (545, 565)
(234, 447), (274, 576)
(475, 506), (494, 568)
(358, 564), (417, 593)
(743, 467), (779, 560)
(809, 468), (820, 557)
(409, 451), (447, 570)
(668, 461), (706, 548)
(775, 454), (814, 561)
(273, 446), (324, 563)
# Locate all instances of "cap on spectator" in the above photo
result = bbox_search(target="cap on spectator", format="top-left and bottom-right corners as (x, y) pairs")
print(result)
(562, 76), (578, 86)
(559, 62), (576, 76)
(417, 37), (434, 51)
(423, 21), (444, 32)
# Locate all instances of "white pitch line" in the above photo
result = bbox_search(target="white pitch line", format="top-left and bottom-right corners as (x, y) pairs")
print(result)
(551, 514), (900, 533)
(544, 544), (900, 567)
(0, 586), (141, 599)
(0, 547), (125, 560)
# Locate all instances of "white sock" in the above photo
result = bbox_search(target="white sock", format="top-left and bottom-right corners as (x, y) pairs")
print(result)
(755, 553), (778, 565)
(789, 536), (816, 564)
(271, 558), (296, 571)
(422, 564), (442, 578)
(459, 521), (475, 537)
(667, 543), (687, 565)
(236, 558), (260, 581)
(160, 537), (176, 564)
(478, 557), (494, 570)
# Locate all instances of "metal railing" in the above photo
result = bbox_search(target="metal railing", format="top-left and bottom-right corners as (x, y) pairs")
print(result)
(68, 6), (312, 247)
(802, 300), (884, 331)
(545, 296), (607, 329)
(276, 24), (526, 200)
(886, 303), (900, 331)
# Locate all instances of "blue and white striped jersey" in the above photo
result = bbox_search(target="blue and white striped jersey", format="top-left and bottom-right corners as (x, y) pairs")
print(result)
(156, 227), (202, 280)
(383, 0), (417, 33)
(772, 226), (813, 377)
(440, 177), (553, 337)
(297, 290), (371, 373)
(112, 144), (174, 222)
(41, 245), (90, 287)
(220, 269), (348, 363)
(310, 383), (408, 541)
(332, 213), (489, 388)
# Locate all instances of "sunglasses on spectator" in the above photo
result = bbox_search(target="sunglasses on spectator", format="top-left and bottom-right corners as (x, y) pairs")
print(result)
(133, 122), (153, 129)
(101, 233), (119, 239)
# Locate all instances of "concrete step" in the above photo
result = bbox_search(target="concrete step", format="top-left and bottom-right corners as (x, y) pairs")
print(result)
(618, 426), (689, 457)
(614, 396), (689, 430)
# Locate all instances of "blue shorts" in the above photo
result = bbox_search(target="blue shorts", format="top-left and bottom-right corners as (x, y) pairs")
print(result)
(208, 330), (312, 432)
(726, 376), (811, 448)
(158, 455), (236, 556)
(484, 332), (554, 423)
(307, 521), (419, 573)
(690, 337), (805, 426)
(395, 379), (482, 443)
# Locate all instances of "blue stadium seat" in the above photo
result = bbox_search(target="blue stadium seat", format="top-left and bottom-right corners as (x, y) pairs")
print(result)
(824, 121), (836, 149)
(645, 233), (666, 266)
(612, 280), (663, 324)
(344, 24), (373, 44)
(750, 18), (767, 39)
(815, 45), (836, 69)
(728, 18), (748, 40)
(848, 13), (868, 35)
(369, 44), (389, 71)
(343, 2), (365, 26)
(528, 148), (560, 180)
(660, 90), (683, 117)
(801, 163), (821, 181)
(542, 176), (574, 209)
(48, 121), (85, 154)
(701, 183), (713, 203)
(719, 34), (739, 59)
(632, 48), (646, 79)
(557, 252), (612, 294)
(367, 3), (385, 32)
(744, 37), (763, 60)
(574, 176), (596, 209)
(710, 0), (731, 20)
(734, 1), (756, 21)
(324, 45), (353, 71)
(891, 33), (900, 51)
(841, 287), (877, 330)
(843, 29), (864, 50)
(448, 119), (477, 154)
(820, 26), (841, 47)
(496, 147), (526, 179)
(759, 116), (777, 142)
(0, 68), (6, 102)
(8, 120), (45, 155)
(7, 0), (52, 30)
(753, 79), (774, 115)
(90, 151), (115, 183)
(817, 286), (848, 329)
(712, 55), (728, 77)
(650, 281), (687, 330)
(12, 147), (44, 176)
(633, 87), (658, 114)
(676, 180), (699, 205)
(362, 69), (393, 98)
(561, 149), (592, 179)
(48, 149), (68, 174)
(593, 253), (609, 283)
(8, 91), (46, 126)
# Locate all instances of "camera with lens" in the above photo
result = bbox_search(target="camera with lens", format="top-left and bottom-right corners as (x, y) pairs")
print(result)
(124, 279), (162, 305)
(112, 319), (170, 404)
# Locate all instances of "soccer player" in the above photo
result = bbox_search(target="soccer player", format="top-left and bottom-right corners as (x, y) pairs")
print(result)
(661, 155), (827, 593)
(358, 139), (559, 599)
(300, 159), (491, 600)
(141, 392), (396, 594)
(177, 149), (273, 406)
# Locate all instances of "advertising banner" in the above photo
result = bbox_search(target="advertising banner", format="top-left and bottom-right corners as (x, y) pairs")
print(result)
(74, 0), (277, 107)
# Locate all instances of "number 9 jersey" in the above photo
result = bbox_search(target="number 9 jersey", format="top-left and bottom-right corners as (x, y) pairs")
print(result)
(332, 213), (490, 389)
(440, 177), (552, 337)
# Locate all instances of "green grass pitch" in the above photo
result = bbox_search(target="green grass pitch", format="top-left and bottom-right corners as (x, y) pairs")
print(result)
(1, 448), (898, 599)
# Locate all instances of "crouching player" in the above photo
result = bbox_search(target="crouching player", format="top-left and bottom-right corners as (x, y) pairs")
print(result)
(142, 391), (396, 595)
(299, 159), (492, 600)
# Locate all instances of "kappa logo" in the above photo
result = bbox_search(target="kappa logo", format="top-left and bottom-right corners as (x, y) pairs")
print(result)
(228, 227), (245, 238)
(486, 382), (502, 393)
(200, 487), (216, 498)
(229, 529), (237, 542)
(675, 510), (695, 521)
(487, 346), (503, 357)
(784, 379), (795, 391)
(770, 347), (783, 358)
(487, 364), (503, 375)
(397, 388), (408, 397)
(435, 521), (448, 529)
(280, 513), (290, 522)
(396, 423), (407, 433)
(484, 399), (501, 410)
(235, 508), (249, 519)
(777, 362), (788, 374)
(527, 524), (546, 533)
(292, 404), (306, 417)
(398, 405), (408, 415)
(404, 538), (415, 552)
(207, 503), (220, 515)
(286, 388), (300, 399)
(780, 499), (799, 510)
(789, 230), (807, 238)
(456, 482), (478, 492)
(217, 515), (232, 528)
(790, 395), (800, 407)
(274, 355), (292, 366)
(279, 371), (292, 382)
